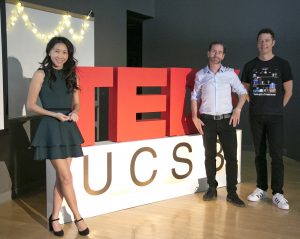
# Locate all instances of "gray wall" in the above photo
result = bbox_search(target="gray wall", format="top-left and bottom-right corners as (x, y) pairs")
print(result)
(143, 0), (300, 160)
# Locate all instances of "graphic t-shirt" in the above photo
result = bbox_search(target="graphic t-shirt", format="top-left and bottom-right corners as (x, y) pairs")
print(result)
(241, 56), (293, 115)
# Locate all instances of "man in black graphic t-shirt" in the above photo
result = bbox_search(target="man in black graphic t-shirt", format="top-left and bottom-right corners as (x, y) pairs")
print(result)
(243, 57), (292, 115)
(241, 28), (293, 210)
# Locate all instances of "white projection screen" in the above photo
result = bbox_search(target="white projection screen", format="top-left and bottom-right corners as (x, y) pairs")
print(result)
(0, 0), (7, 132)
(6, 2), (94, 119)
(0, 16), (4, 130)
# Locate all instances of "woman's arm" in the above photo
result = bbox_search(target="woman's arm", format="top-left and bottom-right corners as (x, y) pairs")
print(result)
(26, 70), (69, 121)
(69, 77), (80, 122)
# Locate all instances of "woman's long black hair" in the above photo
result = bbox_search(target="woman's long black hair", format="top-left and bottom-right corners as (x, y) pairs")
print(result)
(39, 36), (79, 92)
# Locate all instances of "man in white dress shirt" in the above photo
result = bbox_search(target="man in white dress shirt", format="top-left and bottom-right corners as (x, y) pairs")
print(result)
(191, 41), (248, 207)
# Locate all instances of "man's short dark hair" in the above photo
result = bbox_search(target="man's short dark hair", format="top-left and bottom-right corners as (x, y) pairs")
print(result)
(257, 28), (275, 40)
(208, 41), (226, 54)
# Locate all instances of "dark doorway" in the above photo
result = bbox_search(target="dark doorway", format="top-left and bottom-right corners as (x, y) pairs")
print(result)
(127, 11), (151, 67)
(127, 11), (154, 120)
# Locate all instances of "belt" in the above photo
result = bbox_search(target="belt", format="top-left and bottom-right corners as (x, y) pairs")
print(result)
(201, 113), (232, 120)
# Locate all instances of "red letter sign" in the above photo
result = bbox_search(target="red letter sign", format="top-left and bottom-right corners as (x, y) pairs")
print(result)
(109, 67), (167, 142)
(165, 68), (199, 136)
(77, 67), (113, 146)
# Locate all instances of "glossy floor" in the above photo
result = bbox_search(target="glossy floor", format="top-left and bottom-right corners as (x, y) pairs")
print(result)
(0, 151), (299, 239)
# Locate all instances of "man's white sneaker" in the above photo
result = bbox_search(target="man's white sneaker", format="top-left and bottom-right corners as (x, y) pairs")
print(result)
(247, 188), (267, 202)
(272, 193), (289, 210)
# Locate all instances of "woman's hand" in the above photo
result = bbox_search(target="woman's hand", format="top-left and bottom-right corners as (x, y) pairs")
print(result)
(68, 112), (79, 122)
(55, 112), (70, 122)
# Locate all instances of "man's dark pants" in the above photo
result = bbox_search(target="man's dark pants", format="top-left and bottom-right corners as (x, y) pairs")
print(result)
(201, 117), (238, 195)
(249, 114), (284, 195)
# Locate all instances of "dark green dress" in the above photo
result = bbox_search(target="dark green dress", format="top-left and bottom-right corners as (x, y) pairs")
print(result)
(31, 69), (84, 160)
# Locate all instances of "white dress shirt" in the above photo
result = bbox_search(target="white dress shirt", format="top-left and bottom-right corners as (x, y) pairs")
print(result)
(191, 65), (247, 115)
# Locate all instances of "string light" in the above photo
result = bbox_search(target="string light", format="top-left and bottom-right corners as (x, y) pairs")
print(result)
(7, 2), (92, 43)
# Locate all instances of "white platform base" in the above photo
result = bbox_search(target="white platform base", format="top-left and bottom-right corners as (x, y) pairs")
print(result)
(47, 132), (241, 223)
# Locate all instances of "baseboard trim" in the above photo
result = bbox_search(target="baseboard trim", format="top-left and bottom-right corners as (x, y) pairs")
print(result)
(0, 191), (12, 204)
(12, 180), (45, 198)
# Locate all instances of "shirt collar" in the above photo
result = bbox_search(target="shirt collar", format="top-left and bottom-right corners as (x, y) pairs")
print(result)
(204, 65), (226, 74)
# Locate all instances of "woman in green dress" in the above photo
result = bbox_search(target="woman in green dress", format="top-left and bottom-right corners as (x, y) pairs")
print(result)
(27, 36), (89, 237)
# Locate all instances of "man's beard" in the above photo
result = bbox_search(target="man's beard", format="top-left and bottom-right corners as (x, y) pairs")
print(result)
(209, 57), (221, 64)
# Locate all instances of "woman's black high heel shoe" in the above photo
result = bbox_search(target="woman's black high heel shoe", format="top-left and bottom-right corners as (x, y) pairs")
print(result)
(49, 215), (64, 237)
(74, 218), (90, 236)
